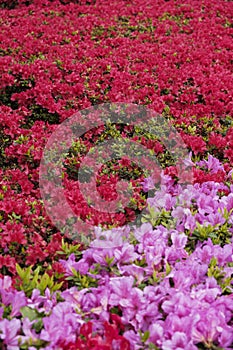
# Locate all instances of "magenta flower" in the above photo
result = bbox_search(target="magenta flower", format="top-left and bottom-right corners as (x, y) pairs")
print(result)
(162, 332), (198, 350)
(60, 287), (79, 305)
(165, 230), (188, 262)
(133, 222), (154, 242)
(59, 253), (80, 276)
(190, 277), (221, 303)
(162, 292), (194, 317)
(0, 307), (3, 320)
(18, 318), (38, 346)
(0, 318), (21, 350)
(171, 230), (188, 250)
(122, 288), (145, 329)
(0, 276), (12, 291)
(148, 191), (176, 211)
(10, 291), (27, 317)
(91, 226), (130, 249)
(114, 243), (139, 265)
(0, 289), (27, 318)
(192, 308), (231, 346)
(220, 193), (233, 212)
(197, 196), (218, 215)
(183, 152), (195, 167)
(27, 288), (57, 314)
(148, 323), (164, 347)
(172, 206), (191, 221)
(123, 330), (142, 349)
(197, 154), (224, 174)
(118, 264), (145, 284)
(109, 276), (135, 307)
(40, 302), (82, 346)
(163, 314), (198, 339)
(204, 212), (226, 226)
(218, 327), (233, 348)
(141, 176), (155, 192)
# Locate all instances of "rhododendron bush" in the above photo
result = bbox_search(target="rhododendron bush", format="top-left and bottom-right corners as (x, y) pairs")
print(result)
(0, 0), (233, 349)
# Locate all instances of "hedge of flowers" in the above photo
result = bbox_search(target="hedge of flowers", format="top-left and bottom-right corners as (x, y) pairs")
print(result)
(0, 0), (233, 349)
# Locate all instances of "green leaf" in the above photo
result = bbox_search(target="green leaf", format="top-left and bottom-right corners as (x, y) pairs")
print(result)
(20, 306), (38, 321)
(165, 262), (172, 275)
(16, 264), (32, 282)
(141, 330), (150, 342)
(37, 273), (50, 290)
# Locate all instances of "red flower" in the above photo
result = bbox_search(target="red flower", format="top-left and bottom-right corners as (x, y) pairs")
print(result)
(194, 168), (226, 184)
(208, 132), (227, 150)
(58, 320), (130, 350)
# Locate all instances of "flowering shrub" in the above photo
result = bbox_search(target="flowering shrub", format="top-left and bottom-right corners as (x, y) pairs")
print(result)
(0, 170), (233, 349)
(0, 0), (233, 349)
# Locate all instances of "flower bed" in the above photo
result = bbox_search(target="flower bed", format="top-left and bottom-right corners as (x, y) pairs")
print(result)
(0, 0), (233, 349)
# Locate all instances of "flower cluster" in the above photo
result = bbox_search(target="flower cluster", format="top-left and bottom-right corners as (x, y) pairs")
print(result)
(0, 166), (233, 349)
(0, 0), (232, 349)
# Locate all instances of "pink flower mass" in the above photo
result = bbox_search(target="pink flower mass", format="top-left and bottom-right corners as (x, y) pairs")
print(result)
(0, 0), (233, 349)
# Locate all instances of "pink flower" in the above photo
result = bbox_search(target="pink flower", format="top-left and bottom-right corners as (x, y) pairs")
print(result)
(109, 276), (135, 307)
(197, 154), (224, 174)
(0, 318), (21, 349)
(192, 307), (232, 347)
(141, 176), (155, 192)
(165, 231), (188, 262)
(0, 290), (27, 317)
(59, 253), (80, 276)
(0, 276), (12, 291)
(162, 292), (194, 317)
(162, 332), (198, 350)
